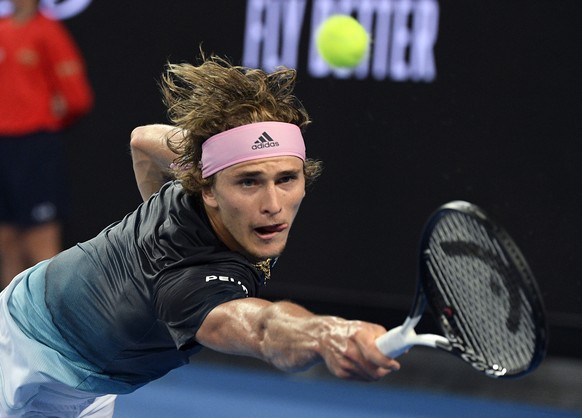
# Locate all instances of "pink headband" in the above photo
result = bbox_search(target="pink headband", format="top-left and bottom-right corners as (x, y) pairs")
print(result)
(201, 122), (306, 178)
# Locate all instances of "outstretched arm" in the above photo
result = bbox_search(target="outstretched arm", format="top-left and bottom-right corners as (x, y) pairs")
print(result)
(130, 124), (184, 201)
(196, 298), (400, 381)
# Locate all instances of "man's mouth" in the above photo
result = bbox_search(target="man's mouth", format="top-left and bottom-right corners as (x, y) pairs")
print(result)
(254, 223), (287, 239)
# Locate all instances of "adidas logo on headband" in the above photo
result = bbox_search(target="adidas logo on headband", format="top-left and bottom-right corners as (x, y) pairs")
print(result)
(252, 131), (280, 150)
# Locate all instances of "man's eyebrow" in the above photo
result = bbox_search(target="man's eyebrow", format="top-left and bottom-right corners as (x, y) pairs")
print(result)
(232, 170), (262, 178)
(232, 168), (301, 178)
(278, 168), (302, 176)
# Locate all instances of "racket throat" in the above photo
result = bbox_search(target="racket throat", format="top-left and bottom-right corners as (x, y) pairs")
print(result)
(376, 315), (450, 358)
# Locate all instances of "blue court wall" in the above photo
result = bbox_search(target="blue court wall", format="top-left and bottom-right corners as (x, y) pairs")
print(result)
(34, 0), (581, 358)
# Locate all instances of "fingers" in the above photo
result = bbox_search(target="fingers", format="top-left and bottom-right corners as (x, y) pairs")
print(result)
(318, 318), (402, 381)
(325, 321), (401, 381)
(347, 345), (400, 381)
(331, 355), (399, 381)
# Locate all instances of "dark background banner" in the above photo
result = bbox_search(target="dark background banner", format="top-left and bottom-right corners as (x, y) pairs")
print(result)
(53, 1), (581, 357)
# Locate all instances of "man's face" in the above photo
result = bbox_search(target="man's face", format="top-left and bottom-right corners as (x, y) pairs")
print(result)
(202, 156), (306, 261)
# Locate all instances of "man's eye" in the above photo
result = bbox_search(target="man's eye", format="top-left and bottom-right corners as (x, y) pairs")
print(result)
(240, 179), (256, 187)
(278, 175), (297, 184)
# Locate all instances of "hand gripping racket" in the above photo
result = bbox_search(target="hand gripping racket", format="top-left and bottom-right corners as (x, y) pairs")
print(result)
(375, 201), (548, 378)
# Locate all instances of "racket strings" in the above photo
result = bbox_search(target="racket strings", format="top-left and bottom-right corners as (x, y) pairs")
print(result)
(436, 236), (535, 372)
(442, 227), (535, 371)
(425, 260), (491, 367)
(426, 213), (538, 375)
(427, 239), (502, 370)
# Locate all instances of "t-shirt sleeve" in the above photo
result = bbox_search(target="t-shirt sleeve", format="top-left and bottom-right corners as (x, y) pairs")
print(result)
(153, 261), (260, 350)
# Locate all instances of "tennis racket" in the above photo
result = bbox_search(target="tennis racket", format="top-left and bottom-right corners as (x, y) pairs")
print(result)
(375, 201), (548, 378)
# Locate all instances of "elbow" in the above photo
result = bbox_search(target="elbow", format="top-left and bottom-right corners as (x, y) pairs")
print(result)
(130, 126), (147, 151)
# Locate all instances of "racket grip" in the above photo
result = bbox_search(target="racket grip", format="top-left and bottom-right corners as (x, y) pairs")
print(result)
(375, 325), (414, 358)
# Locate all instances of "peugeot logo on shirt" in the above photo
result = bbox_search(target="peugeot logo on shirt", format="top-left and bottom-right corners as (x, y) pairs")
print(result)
(205, 275), (249, 296)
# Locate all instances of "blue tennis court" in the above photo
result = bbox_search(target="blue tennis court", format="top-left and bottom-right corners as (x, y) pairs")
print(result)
(115, 357), (582, 418)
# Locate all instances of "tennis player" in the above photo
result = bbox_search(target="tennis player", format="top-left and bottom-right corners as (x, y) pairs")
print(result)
(0, 55), (399, 417)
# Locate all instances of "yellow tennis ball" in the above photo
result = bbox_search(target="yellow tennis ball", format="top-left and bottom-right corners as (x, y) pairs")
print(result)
(316, 15), (370, 68)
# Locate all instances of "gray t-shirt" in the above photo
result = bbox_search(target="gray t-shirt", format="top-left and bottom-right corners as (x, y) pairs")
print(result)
(9, 182), (269, 393)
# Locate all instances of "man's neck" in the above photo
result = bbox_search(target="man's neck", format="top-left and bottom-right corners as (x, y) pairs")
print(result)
(12, 6), (38, 24)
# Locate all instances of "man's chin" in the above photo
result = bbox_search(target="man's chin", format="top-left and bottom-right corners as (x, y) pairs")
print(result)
(248, 243), (286, 262)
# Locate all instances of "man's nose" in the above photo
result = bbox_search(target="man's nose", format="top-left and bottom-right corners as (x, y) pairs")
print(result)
(260, 184), (282, 215)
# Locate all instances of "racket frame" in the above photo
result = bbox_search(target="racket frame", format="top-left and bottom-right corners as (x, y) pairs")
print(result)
(376, 201), (548, 378)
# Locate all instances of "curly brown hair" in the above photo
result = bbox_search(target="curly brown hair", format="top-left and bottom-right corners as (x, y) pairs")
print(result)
(160, 55), (323, 195)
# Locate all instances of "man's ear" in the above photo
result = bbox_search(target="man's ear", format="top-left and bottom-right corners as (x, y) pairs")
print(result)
(201, 186), (218, 208)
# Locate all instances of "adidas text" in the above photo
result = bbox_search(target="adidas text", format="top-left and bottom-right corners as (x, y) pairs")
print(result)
(252, 141), (279, 150)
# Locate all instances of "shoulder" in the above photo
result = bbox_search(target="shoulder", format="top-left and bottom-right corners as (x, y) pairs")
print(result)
(158, 180), (186, 197)
(150, 181), (202, 221)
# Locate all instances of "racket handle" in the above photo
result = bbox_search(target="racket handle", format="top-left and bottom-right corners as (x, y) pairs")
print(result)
(375, 320), (450, 358)
(375, 325), (416, 358)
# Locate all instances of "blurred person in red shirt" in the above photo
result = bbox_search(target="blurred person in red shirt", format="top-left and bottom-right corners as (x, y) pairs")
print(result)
(0, 0), (93, 289)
